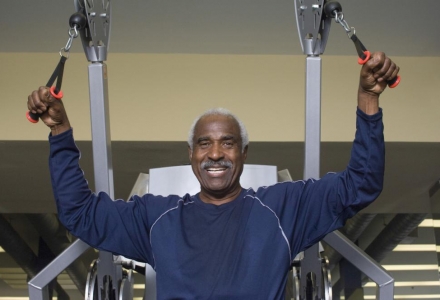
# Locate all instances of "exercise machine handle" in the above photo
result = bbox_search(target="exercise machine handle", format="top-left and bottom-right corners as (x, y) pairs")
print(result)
(324, 0), (400, 88)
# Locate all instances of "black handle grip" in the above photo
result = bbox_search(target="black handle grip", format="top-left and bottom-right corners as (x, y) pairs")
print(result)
(26, 111), (40, 123)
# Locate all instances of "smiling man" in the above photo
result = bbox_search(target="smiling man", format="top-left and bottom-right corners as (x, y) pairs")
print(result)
(189, 110), (248, 205)
(27, 52), (399, 299)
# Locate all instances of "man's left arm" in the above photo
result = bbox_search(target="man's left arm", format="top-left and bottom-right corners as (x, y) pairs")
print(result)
(300, 52), (399, 250)
(259, 52), (399, 257)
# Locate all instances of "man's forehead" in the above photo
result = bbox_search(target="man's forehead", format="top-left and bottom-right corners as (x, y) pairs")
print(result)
(194, 114), (240, 137)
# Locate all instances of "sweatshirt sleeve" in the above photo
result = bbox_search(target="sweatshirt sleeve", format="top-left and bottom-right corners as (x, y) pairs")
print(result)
(258, 108), (385, 258)
(49, 129), (156, 264)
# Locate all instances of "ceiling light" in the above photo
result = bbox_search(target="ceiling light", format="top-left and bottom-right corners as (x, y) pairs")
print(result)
(364, 281), (440, 287)
(365, 295), (440, 299)
(0, 298), (45, 300)
(381, 264), (438, 271)
(392, 244), (436, 251)
(419, 219), (440, 227)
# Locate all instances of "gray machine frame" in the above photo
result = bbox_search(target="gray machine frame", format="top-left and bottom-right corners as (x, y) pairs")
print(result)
(28, 1), (125, 299)
(28, 0), (394, 299)
(294, 0), (394, 299)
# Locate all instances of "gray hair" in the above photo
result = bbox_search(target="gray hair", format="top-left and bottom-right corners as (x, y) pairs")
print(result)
(188, 108), (249, 152)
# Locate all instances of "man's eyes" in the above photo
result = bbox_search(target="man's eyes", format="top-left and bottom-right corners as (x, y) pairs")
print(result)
(199, 142), (210, 148)
(197, 141), (235, 148)
(223, 141), (234, 147)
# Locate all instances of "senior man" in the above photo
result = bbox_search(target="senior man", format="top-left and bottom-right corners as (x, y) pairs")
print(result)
(27, 52), (399, 299)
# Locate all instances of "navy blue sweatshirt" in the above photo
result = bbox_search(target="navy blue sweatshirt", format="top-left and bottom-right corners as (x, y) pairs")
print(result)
(49, 108), (384, 299)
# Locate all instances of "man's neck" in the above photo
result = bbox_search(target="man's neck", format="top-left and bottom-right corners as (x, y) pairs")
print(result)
(199, 187), (243, 206)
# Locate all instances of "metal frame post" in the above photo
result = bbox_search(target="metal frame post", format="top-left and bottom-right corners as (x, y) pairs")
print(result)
(294, 1), (394, 299)
(75, 1), (124, 299)
(294, 0), (330, 298)
(304, 57), (321, 182)
(301, 56), (323, 299)
(28, 1), (120, 299)
(88, 61), (123, 300)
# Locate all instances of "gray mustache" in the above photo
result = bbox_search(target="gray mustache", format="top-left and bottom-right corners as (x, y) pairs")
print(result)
(201, 160), (232, 169)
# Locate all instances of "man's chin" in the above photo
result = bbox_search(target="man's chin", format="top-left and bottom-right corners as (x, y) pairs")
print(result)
(201, 181), (242, 196)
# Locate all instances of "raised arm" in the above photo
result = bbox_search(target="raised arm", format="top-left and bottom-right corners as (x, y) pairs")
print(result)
(27, 87), (156, 263)
(259, 52), (399, 257)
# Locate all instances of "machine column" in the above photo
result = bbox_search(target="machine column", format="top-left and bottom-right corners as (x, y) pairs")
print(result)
(88, 62), (123, 299)
(301, 55), (323, 299)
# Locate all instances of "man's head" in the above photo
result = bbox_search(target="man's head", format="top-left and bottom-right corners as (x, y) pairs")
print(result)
(188, 108), (249, 152)
(188, 108), (249, 204)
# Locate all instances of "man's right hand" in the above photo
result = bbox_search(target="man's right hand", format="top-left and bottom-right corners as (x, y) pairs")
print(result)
(27, 86), (71, 135)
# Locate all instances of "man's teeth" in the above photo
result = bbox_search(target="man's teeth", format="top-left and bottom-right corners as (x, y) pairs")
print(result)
(207, 168), (226, 172)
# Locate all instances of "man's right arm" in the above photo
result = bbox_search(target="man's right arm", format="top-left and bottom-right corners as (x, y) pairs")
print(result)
(49, 128), (154, 263)
(28, 87), (155, 264)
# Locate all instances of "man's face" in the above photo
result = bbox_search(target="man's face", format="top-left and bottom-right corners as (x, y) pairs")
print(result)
(189, 114), (248, 199)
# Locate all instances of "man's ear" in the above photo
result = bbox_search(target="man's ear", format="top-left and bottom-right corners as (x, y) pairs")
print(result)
(243, 145), (248, 161)
(188, 146), (193, 161)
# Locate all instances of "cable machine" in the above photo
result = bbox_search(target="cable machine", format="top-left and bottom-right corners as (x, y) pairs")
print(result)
(28, 0), (395, 299)
(294, 1), (395, 299)
(28, 1), (133, 299)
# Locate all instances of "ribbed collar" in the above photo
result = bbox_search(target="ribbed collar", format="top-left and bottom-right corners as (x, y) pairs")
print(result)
(193, 188), (246, 212)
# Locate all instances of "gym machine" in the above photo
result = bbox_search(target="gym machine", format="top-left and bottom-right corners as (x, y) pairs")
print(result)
(27, 0), (395, 299)
(293, 0), (395, 299)
(28, 1), (135, 299)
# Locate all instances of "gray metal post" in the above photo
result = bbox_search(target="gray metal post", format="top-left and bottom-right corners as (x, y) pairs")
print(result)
(88, 63), (114, 199)
(88, 61), (123, 300)
(304, 57), (321, 181)
(301, 56), (323, 299)
(75, 0), (124, 299)
(294, 1), (330, 298)
(28, 1), (120, 299)
(294, 2), (394, 299)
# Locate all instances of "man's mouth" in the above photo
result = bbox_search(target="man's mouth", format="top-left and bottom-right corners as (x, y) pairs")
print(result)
(206, 167), (228, 173)
(201, 160), (232, 171)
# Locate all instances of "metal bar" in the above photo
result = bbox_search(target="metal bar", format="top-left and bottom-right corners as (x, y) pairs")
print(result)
(300, 56), (323, 299)
(89, 63), (114, 198)
(323, 231), (394, 300)
(88, 62), (123, 299)
(29, 2), (115, 298)
(28, 239), (90, 300)
(144, 264), (157, 300)
(377, 282), (395, 300)
(28, 285), (49, 300)
(303, 56), (321, 180)
(300, 55), (323, 300)
(294, 2), (394, 298)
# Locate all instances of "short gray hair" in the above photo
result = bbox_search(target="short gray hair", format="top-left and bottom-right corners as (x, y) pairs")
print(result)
(188, 108), (249, 152)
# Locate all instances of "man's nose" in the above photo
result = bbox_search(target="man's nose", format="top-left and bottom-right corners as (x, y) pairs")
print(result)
(207, 143), (224, 161)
